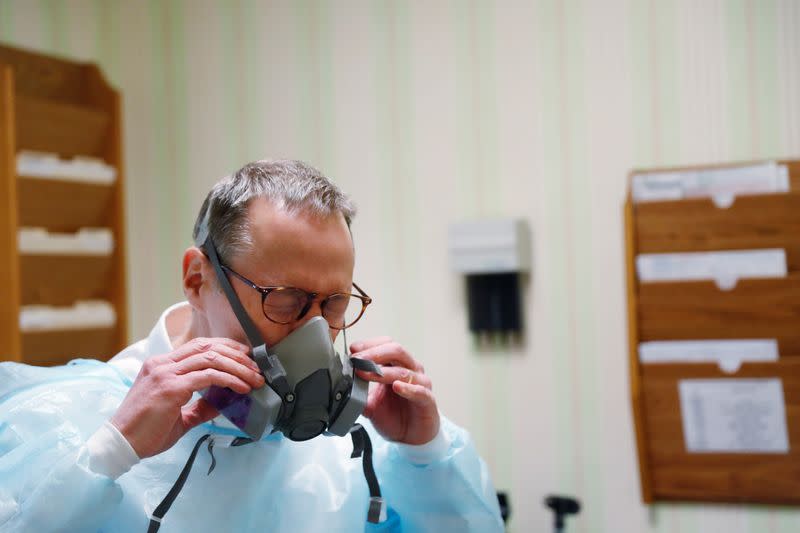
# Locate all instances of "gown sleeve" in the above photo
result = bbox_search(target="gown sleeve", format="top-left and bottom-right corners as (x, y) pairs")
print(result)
(0, 360), (132, 532)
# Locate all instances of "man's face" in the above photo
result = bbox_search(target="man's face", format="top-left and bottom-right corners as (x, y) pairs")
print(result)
(200, 197), (355, 348)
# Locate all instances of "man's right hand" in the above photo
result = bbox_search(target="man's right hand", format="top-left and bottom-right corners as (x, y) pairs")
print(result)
(110, 337), (265, 458)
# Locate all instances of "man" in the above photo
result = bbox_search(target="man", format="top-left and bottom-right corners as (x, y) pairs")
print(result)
(0, 160), (503, 532)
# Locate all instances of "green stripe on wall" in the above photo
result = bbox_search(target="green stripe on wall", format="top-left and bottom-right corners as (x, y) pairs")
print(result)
(369, 0), (396, 341)
(561, 0), (607, 528)
(218, 0), (244, 169)
(315, 0), (336, 172)
(473, 0), (517, 501)
(751, 0), (780, 159)
(453, 0), (491, 470)
(0, 2), (13, 40)
(293, 0), (319, 166)
(41, 0), (66, 54)
(148, 0), (173, 305)
(240, 0), (259, 162)
(390, 1), (423, 346)
(453, 0), (479, 218)
(535, 0), (575, 494)
(630, 0), (654, 166)
(167, 0), (190, 255)
(94, 0), (120, 85)
(630, 1), (686, 531)
(725, 0), (755, 161)
(630, 0), (680, 167)
(471, 0), (499, 215)
(652, 0), (679, 165)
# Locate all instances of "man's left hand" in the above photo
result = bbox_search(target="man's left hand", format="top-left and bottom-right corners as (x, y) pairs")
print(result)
(350, 337), (440, 445)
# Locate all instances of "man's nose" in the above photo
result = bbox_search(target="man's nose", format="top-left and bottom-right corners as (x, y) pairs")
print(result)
(289, 300), (324, 332)
(287, 302), (339, 342)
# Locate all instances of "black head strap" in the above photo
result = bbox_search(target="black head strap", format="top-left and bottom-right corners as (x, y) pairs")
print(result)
(195, 211), (292, 400)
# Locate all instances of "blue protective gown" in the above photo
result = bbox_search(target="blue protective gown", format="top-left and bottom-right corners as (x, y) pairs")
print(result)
(0, 359), (503, 532)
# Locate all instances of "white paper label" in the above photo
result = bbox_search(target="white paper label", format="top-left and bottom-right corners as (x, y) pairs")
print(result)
(632, 162), (790, 203)
(679, 379), (789, 453)
(636, 249), (787, 284)
(639, 339), (778, 373)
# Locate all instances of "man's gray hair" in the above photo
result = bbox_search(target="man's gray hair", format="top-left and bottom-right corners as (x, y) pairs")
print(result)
(192, 159), (356, 262)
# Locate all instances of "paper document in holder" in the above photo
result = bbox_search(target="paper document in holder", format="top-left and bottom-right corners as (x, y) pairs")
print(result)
(631, 161), (789, 204)
(679, 378), (789, 453)
(636, 249), (787, 287)
(16, 151), (117, 184)
(639, 339), (778, 373)
(18, 228), (114, 255)
(19, 300), (117, 331)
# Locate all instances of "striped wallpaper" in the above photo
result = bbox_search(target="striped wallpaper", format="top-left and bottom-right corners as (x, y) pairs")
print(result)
(1, 1), (799, 531)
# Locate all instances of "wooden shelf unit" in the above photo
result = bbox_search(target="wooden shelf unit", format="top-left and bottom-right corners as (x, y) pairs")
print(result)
(625, 160), (800, 506)
(0, 44), (128, 364)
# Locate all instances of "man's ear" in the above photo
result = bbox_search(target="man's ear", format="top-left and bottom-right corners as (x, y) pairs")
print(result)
(182, 247), (211, 309)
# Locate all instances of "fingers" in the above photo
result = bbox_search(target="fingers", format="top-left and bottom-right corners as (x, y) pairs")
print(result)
(174, 350), (264, 389)
(351, 341), (422, 372)
(203, 343), (259, 373)
(356, 366), (431, 390)
(349, 337), (393, 353)
(180, 368), (255, 395)
(391, 380), (437, 406)
(135, 337), (262, 407)
(351, 340), (432, 402)
(167, 337), (251, 364)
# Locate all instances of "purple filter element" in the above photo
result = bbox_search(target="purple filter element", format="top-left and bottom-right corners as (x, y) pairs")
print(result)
(201, 385), (253, 431)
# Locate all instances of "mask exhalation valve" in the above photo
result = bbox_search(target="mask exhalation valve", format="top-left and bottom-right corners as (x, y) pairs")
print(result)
(282, 369), (332, 441)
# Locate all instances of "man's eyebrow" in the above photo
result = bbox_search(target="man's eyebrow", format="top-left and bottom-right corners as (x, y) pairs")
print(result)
(238, 272), (282, 288)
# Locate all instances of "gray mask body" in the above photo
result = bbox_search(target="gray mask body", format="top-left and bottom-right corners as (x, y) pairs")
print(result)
(202, 316), (370, 441)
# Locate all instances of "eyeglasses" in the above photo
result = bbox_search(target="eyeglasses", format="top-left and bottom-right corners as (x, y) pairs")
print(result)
(220, 264), (372, 330)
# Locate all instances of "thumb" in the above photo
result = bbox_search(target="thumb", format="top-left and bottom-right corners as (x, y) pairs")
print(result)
(181, 398), (220, 430)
